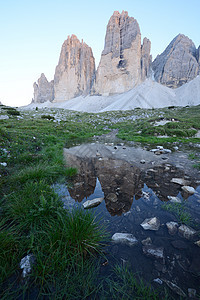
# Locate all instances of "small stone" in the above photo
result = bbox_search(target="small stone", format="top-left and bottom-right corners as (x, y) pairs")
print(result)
(167, 196), (182, 203)
(111, 233), (138, 246)
(150, 148), (158, 152)
(107, 193), (118, 202)
(181, 186), (195, 194)
(171, 178), (190, 186)
(178, 224), (197, 240)
(136, 206), (141, 212)
(171, 240), (187, 249)
(194, 240), (200, 247)
(141, 237), (152, 246)
(162, 279), (186, 297)
(188, 288), (196, 298)
(153, 278), (163, 285)
(141, 217), (160, 231)
(20, 254), (35, 278)
(140, 159), (145, 164)
(142, 245), (164, 261)
(163, 149), (172, 153)
(166, 221), (179, 235)
(83, 197), (104, 209)
(0, 162), (7, 167)
(157, 146), (164, 150)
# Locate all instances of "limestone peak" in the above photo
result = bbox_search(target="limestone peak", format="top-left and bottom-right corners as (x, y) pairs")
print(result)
(53, 34), (95, 101)
(152, 33), (198, 88)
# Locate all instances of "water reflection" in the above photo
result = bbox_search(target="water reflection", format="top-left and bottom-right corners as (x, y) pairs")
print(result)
(64, 144), (197, 216)
(67, 155), (142, 216)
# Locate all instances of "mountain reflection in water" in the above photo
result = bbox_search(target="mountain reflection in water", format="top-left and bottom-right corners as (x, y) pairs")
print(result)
(68, 155), (142, 216)
(64, 144), (196, 216)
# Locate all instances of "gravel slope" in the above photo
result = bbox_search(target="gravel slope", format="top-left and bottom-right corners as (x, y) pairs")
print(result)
(22, 77), (200, 112)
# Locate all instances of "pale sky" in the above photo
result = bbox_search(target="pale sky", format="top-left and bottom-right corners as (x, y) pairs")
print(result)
(1, 0), (200, 107)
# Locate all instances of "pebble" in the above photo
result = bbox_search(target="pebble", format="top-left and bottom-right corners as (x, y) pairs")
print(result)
(153, 278), (163, 285)
(111, 233), (138, 246)
(181, 186), (196, 194)
(141, 217), (160, 231)
(83, 198), (104, 209)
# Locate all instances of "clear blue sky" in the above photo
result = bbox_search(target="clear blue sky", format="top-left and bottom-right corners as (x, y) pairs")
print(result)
(1, 0), (200, 106)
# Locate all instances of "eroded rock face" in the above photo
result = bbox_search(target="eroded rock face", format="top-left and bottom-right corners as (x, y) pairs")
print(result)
(54, 35), (95, 101)
(152, 34), (200, 88)
(92, 11), (151, 95)
(33, 73), (54, 103)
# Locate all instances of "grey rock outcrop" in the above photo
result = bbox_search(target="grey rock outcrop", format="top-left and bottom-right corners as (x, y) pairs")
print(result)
(92, 11), (151, 95)
(53, 35), (95, 101)
(33, 73), (54, 103)
(152, 34), (200, 88)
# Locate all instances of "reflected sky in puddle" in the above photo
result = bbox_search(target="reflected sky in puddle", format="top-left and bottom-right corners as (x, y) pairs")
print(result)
(54, 143), (200, 296)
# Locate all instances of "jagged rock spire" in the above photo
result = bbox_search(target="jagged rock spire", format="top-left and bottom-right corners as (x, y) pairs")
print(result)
(33, 73), (54, 103)
(53, 35), (96, 101)
(92, 11), (152, 95)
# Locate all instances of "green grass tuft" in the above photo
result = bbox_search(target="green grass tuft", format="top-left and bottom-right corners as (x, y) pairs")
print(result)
(162, 202), (192, 225)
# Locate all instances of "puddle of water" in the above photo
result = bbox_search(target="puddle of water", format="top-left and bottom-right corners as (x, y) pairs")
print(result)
(56, 143), (200, 297)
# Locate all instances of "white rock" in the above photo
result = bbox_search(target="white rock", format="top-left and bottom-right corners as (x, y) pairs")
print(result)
(141, 217), (160, 231)
(157, 146), (164, 150)
(163, 279), (186, 297)
(83, 198), (104, 209)
(171, 178), (190, 186)
(166, 221), (179, 235)
(195, 240), (200, 247)
(142, 245), (164, 260)
(178, 224), (197, 240)
(150, 149), (158, 152)
(142, 191), (150, 200)
(20, 254), (35, 278)
(167, 196), (182, 203)
(0, 162), (7, 167)
(181, 186), (195, 194)
(111, 233), (138, 246)
(163, 149), (172, 153)
(0, 115), (9, 120)
(153, 278), (163, 285)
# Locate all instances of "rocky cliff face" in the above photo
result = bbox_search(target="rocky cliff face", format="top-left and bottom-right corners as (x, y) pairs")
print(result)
(152, 34), (200, 88)
(53, 35), (95, 101)
(33, 73), (54, 103)
(92, 11), (152, 95)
